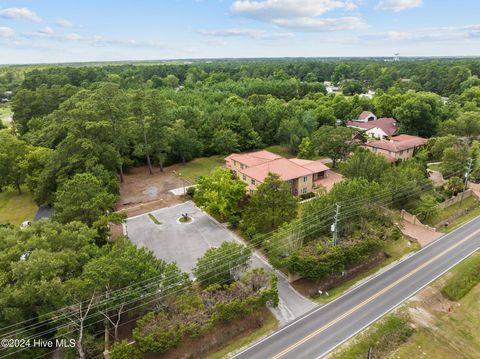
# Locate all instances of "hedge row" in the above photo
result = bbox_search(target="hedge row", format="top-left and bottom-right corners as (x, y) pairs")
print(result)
(441, 253), (480, 301)
(287, 239), (383, 281)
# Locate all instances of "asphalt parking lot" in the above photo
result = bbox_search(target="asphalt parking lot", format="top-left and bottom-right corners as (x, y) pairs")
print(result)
(124, 201), (236, 273)
(124, 200), (316, 324)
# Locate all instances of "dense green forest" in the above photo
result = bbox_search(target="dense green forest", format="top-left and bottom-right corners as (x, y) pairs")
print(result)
(2, 58), (480, 358)
(3, 58), (480, 215)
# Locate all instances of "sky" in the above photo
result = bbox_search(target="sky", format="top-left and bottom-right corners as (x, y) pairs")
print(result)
(0, 0), (480, 64)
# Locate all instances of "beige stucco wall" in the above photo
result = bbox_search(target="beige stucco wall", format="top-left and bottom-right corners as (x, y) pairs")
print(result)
(365, 146), (415, 161)
(226, 158), (315, 196)
(295, 174), (314, 195)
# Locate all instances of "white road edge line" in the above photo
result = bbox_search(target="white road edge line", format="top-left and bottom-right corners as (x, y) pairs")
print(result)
(231, 215), (480, 358)
(316, 247), (480, 359)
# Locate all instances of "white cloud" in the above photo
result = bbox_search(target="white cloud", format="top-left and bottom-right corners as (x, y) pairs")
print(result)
(0, 26), (15, 38)
(56, 18), (74, 28)
(63, 33), (82, 41)
(359, 24), (480, 43)
(271, 16), (366, 31)
(375, 0), (423, 12)
(0, 7), (42, 22)
(231, 0), (365, 31)
(232, 0), (356, 20)
(197, 28), (293, 39)
(39, 26), (54, 35)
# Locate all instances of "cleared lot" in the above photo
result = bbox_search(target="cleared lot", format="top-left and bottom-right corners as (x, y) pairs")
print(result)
(125, 201), (235, 273)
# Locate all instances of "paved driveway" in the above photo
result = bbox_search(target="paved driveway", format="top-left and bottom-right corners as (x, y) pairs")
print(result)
(125, 201), (233, 273)
(124, 201), (316, 324)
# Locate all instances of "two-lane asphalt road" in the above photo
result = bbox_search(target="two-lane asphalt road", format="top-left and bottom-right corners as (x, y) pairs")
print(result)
(234, 216), (480, 359)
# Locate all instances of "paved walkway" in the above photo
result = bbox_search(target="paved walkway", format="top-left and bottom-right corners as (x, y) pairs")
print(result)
(315, 171), (344, 192)
(469, 182), (480, 198)
(400, 220), (443, 247)
(169, 184), (197, 196)
(429, 170), (445, 187)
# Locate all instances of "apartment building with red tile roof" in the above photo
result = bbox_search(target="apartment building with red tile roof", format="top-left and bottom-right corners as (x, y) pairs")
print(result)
(225, 150), (330, 196)
(362, 135), (427, 162)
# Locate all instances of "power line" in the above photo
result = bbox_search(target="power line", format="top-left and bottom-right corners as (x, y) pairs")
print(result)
(0, 162), (472, 356)
(1, 161), (467, 344)
(2, 162), (466, 344)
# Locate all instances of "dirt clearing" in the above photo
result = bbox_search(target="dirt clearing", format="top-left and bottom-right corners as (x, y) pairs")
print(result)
(117, 165), (192, 217)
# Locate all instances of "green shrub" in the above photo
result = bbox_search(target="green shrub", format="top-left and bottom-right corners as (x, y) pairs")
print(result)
(133, 312), (184, 353)
(186, 186), (196, 196)
(300, 192), (315, 200)
(239, 221), (257, 239)
(441, 254), (480, 301)
(110, 340), (141, 359)
(229, 214), (241, 228)
(288, 239), (382, 280)
(148, 213), (161, 225)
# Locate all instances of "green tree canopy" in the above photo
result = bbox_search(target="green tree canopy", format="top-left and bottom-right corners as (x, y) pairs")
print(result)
(194, 168), (247, 220)
(54, 172), (117, 226)
(243, 173), (298, 233)
(193, 241), (252, 287)
(0, 130), (29, 193)
(312, 126), (356, 168)
(343, 149), (390, 183)
(415, 194), (440, 222)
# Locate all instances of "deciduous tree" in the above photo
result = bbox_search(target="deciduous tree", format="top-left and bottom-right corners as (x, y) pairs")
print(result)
(243, 173), (298, 233)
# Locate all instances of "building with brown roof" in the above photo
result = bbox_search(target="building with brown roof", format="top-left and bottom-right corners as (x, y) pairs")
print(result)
(362, 135), (427, 162)
(346, 117), (397, 139)
(357, 111), (377, 122)
(225, 150), (331, 196)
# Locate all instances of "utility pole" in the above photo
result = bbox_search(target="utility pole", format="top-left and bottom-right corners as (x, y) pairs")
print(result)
(331, 204), (340, 246)
(460, 158), (474, 207)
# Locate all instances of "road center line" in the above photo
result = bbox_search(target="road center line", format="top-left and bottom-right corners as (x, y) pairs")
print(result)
(271, 228), (480, 359)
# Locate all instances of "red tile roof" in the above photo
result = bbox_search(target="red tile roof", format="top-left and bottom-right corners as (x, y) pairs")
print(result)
(390, 134), (421, 142)
(225, 150), (282, 167)
(241, 158), (313, 182)
(359, 111), (375, 120)
(346, 117), (397, 136)
(289, 158), (330, 173)
(364, 135), (427, 152)
(225, 151), (330, 183)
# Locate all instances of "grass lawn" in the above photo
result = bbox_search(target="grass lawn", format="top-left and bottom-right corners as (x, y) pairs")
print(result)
(205, 309), (278, 359)
(428, 163), (443, 172)
(0, 105), (12, 126)
(441, 203), (480, 233)
(264, 145), (295, 159)
(176, 155), (225, 183)
(0, 186), (38, 225)
(331, 315), (414, 359)
(424, 196), (478, 227)
(331, 252), (480, 359)
(393, 254), (480, 359)
(311, 237), (420, 304)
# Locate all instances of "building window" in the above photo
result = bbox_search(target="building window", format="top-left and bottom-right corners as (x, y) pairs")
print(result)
(240, 164), (245, 169)
(233, 170), (237, 176)
(242, 174), (246, 181)
(303, 176), (308, 182)
(234, 160), (237, 167)
(400, 150), (404, 155)
(302, 188), (308, 194)
(251, 179), (256, 185)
